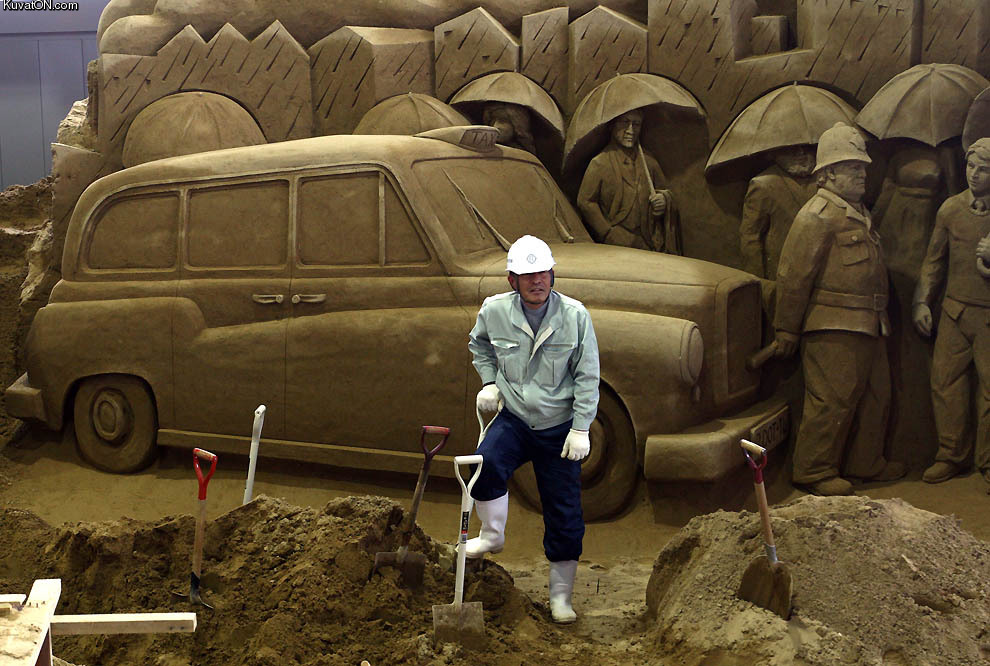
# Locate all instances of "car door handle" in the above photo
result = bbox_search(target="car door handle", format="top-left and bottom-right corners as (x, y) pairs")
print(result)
(291, 294), (326, 304)
(252, 294), (284, 304)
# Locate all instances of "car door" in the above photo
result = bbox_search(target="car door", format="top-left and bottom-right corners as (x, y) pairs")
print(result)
(172, 177), (289, 439)
(284, 167), (471, 465)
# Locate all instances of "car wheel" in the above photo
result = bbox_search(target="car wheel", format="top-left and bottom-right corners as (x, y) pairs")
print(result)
(73, 374), (158, 473)
(510, 386), (638, 522)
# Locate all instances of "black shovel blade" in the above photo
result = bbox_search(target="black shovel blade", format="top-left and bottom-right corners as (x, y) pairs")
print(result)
(738, 555), (792, 620)
(188, 571), (213, 610)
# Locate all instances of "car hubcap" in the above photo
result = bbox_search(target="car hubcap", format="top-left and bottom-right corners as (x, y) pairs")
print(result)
(91, 389), (131, 444)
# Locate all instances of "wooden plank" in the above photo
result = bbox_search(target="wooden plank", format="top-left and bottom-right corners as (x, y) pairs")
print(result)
(51, 612), (197, 636)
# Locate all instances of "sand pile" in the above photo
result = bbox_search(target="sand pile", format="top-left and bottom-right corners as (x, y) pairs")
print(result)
(646, 495), (990, 665)
(0, 495), (602, 666)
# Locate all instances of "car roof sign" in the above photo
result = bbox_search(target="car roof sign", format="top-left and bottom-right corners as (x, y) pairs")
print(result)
(415, 125), (499, 152)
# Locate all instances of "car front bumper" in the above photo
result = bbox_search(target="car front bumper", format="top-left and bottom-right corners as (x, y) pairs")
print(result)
(4, 373), (47, 424)
(643, 397), (789, 482)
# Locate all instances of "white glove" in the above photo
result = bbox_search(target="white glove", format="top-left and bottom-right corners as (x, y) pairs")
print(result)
(561, 429), (590, 461)
(476, 384), (500, 412)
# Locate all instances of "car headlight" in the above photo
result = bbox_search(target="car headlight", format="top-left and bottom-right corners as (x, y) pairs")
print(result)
(679, 322), (704, 386)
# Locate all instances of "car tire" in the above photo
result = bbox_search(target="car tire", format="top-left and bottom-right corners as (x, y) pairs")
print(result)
(510, 386), (638, 522)
(73, 374), (158, 473)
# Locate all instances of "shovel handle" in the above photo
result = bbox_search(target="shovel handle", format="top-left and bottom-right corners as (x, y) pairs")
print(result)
(420, 426), (450, 458)
(741, 440), (778, 562)
(193, 448), (218, 501)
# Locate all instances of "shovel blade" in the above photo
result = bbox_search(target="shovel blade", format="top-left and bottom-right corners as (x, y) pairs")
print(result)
(189, 572), (213, 610)
(432, 601), (486, 650)
(738, 556), (792, 620)
(372, 551), (427, 588)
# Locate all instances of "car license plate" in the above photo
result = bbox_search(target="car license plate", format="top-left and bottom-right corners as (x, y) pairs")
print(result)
(750, 406), (789, 450)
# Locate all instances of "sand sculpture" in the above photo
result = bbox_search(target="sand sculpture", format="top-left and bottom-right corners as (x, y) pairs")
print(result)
(913, 138), (990, 486)
(773, 122), (905, 496)
(576, 109), (680, 253)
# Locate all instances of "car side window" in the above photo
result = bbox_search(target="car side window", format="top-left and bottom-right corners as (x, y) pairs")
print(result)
(187, 180), (289, 268)
(87, 192), (178, 270)
(297, 171), (429, 267)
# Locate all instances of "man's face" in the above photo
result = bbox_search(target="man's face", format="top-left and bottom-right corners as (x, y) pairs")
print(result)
(966, 153), (990, 197)
(611, 111), (643, 149)
(826, 161), (868, 203)
(775, 146), (816, 177)
(508, 270), (551, 309)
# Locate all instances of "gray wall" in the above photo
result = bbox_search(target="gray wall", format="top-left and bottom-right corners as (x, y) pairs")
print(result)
(0, 0), (110, 189)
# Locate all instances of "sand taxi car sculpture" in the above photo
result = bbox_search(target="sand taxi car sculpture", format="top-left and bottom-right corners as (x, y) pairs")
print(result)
(5, 126), (787, 520)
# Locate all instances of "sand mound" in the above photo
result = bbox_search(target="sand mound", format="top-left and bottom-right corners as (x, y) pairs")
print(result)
(646, 495), (990, 665)
(0, 495), (602, 666)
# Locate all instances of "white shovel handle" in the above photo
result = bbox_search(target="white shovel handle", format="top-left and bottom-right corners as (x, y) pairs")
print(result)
(242, 404), (266, 505)
(452, 455), (483, 605)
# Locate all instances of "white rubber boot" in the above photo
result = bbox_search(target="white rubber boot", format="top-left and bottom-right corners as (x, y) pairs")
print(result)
(549, 560), (578, 624)
(465, 493), (508, 559)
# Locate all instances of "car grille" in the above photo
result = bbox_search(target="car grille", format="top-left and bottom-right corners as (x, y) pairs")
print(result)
(713, 278), (761, 406)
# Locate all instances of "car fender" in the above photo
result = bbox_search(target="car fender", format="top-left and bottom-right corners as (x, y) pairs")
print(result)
(24, 299), (173, 431)
(590, 309), (705, 460)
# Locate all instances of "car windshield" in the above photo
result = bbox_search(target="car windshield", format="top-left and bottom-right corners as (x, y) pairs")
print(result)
(412, 157), (592, 255)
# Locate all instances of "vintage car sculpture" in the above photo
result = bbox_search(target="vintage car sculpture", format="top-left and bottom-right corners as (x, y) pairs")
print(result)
(5, 126), (787, 520)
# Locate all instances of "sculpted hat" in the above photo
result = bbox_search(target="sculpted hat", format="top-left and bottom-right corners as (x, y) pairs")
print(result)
(506, 235), (555, 274)
(966, 137), (990, 163)
(814, 122), (872, 172)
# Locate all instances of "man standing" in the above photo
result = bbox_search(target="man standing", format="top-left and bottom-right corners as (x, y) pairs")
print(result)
(913, 138), (990, 486)
(774, 122), (905, 496)
(467, 235), (600, 624)
(577, 109), (681, 254)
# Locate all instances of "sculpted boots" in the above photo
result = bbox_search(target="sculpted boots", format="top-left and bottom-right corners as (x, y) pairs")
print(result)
(465, 493), (508, 558)
(549, 560), (578, 624)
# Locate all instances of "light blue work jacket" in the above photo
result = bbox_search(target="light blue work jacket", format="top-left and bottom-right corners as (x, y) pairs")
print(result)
(468, 290), (600, 431)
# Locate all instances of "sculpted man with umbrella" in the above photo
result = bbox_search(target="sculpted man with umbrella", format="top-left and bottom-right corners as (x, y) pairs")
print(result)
(707, 84), (858, 315)
(567, 74), (704, 256)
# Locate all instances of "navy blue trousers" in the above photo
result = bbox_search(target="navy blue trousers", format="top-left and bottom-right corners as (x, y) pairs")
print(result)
(472, 408), (584, 562)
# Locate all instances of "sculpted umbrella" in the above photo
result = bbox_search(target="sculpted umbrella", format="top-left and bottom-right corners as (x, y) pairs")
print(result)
(122, 91), (266, 167)
(562, 73), (704, 172)
(705, 84), (858, 174)
(353, 93), (470, 135)
(963, 87), (990, 151)
(450, 71), (565, 140)
(856, 63), (989, 147)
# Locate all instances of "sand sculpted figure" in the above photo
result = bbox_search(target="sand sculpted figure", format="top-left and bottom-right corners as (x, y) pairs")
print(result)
(739, 145), (817, 280)
(577, 110), (681, 254)
(739, 145), (817, 312)
(913, 138), (990, 487)
(482, 102), (537, 155)
(467, 235), (600, 624)
(774, 122), (905, 496)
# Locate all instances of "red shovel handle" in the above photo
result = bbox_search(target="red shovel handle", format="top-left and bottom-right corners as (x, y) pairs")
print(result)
(741, 439), (768, 484)
(193, 448), (218, 500)
(420, 426), (450, 459)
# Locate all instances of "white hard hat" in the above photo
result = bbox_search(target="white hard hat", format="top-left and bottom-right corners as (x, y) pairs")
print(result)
(814, 121), (872, 172)
(506, 235), (555, 274)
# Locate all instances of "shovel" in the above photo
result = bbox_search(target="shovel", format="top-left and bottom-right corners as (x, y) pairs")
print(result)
(372, 425), (450, 587)
(242, 404), (266, 505)
(737, 439), (793, 620)
(432, 454), (486, 650)
(174, 448), (218, 609)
